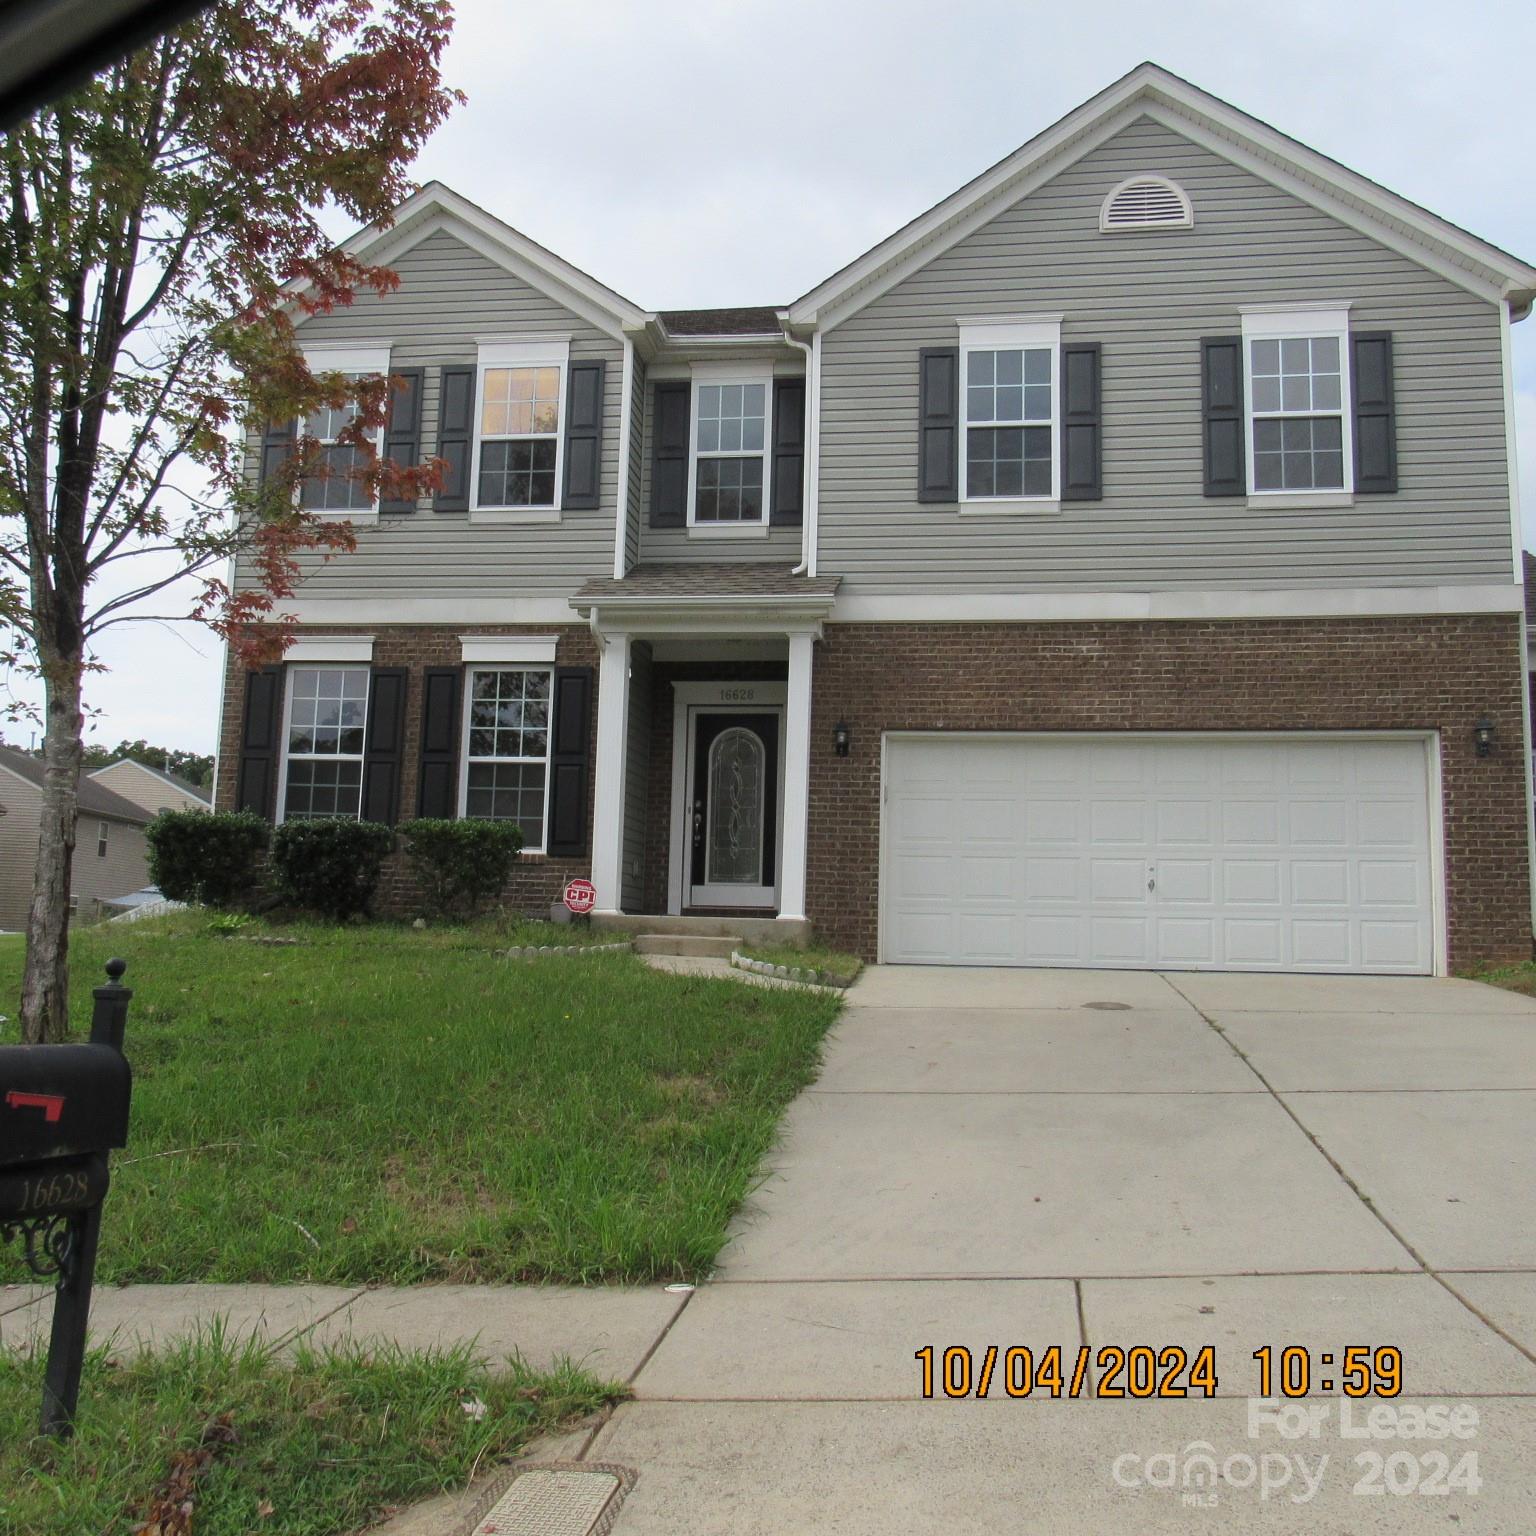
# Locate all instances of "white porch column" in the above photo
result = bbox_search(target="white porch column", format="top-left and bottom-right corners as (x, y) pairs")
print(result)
(589, 633), (631, 912)
(778, 630), (815, 921)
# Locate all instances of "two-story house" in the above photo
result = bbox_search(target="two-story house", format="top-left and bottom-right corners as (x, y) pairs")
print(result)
(214, 63), (1536, 976)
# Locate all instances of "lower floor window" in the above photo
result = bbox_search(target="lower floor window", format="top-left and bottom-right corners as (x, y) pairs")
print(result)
(282, 665), (370, 821)
(462, 666), (552, 849)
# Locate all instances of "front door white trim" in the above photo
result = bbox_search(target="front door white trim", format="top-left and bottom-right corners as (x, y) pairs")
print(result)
(669, 681), (787, 915)
(877, 729), (1447, 975)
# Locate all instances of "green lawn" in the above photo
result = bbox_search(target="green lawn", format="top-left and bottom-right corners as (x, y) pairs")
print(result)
(1462, 958), (1536, 998)
(0, 914), (841, 1284)
(0, 1332), (620, 1536)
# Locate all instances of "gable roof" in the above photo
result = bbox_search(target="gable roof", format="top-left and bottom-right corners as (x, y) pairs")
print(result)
(287, 181), (650, 342)
(787, 61), (1536, 331)
(0, 745), (152, 824)
(89, 757), (210, 806)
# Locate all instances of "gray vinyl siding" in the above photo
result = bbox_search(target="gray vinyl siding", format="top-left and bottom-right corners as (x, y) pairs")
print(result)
(818, 117), (1514, 595)
(637, 376), (805, 564)
(621, 642), (653, 910)
(237, 229), (622, 597)
(0, 772), (149, 931)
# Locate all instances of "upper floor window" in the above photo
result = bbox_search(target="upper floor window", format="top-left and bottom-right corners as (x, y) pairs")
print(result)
(688, 367), (771, 526)
(1240, 307), (1353, 495)
(472, 339), (568, 512)
(459, 665), (552, 850)
(958, 318), (1061, 506)
(298, 346), (389, 515)
(97, 820), (108, 858)
(280, 664), (370, 822)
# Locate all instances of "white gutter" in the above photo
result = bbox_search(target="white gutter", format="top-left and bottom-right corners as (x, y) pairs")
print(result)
(612, 335), (636, 580)
(782, 329), (821, 576)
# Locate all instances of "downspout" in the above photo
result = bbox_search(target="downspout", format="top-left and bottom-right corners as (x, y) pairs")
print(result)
(783, 329), (820, 576)
(612, 335), (636, 580)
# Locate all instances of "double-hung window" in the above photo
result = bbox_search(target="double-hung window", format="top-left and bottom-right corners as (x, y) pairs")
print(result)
(460, 666), (553, 850)
(688, 365), (771, 528)
(472, 339), (568, 513)
(1241, 307), (1352, 495)
(958, 318), (1061, 506)
(298, 346), (389, 515)
(280, 665), (371, 821)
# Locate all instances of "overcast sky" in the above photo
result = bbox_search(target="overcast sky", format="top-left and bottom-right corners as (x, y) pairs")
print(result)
(9, 0), (1536, 757)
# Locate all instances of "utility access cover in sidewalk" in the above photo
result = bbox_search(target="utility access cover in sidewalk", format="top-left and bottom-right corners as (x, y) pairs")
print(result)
(465, 1464), (634, 1536)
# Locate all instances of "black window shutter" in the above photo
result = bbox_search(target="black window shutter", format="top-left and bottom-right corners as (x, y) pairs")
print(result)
(917, 347), (959, 503)
(380, 369), (424, 513)
(433, 365), (476, 511)
(770, 378), (805, 526)
(1351, 331), (1397, 494)
(545, 667), (593, 857)
(258, 418), (295, 491)
(360, 667), (407, 824)
(1060, 342), (1102, 502)
(650, 382), (690, 527)
(562, 359), (606, 511)
(1201, 336), (1245, 497)
(416, 667), (462, 818)
(236, 666), (284, 819)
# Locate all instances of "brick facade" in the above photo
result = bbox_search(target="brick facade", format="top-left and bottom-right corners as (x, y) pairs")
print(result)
(216, 624), (598, 917)
(803, 616), (1533, 972)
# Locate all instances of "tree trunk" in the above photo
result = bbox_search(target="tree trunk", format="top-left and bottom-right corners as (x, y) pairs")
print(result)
(20, 651), (84, 1043)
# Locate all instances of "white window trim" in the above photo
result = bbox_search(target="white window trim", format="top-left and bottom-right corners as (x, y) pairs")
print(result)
(275, 663), (371, 827)
(470, 338), (570, 519)
(298, 345), (391, 522)
(286, 636), (376, 664)
(97, 821), (108, 858)
(957, 316), (1062, 508)
(686, 361), (774, 531)
(457, 663), (555, 855)
(1240, 305), (1354, 499)
(459, 635), (559, 664)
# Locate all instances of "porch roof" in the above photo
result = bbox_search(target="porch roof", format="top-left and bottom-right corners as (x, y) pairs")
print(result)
(571, 563), (840, 632)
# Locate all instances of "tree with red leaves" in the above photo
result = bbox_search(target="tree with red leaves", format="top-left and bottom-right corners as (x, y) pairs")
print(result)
(0, 2), (461, 1041)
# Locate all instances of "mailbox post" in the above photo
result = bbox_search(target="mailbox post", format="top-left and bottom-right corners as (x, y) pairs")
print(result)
(0, 959), (133, 1437)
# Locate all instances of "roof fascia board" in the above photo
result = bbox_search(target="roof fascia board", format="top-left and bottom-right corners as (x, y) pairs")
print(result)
(1140, 102), (1507, 307)
(809, 107), (1141, 333)
(289, 186), (650, 342)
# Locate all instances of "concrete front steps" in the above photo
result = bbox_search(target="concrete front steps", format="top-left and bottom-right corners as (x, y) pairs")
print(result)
(592, 912), (810, 947)
(633, 934), (738, 959)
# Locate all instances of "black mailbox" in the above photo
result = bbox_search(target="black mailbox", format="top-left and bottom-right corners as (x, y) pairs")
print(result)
(1, 958), (134, 1438)
(0, 1044), (131, 1168)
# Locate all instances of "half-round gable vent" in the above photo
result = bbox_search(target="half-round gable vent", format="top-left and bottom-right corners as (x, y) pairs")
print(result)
(1099, 176), (1192, 232)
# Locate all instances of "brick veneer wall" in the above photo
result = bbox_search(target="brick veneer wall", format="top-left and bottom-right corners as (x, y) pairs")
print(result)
(804, 616), (1533, 971)
(215, 625), (598, 917)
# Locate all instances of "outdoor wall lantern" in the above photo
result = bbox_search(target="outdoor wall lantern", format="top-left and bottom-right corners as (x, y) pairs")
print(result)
(832, 720), (852, 758)
(1474, 717), (1496, 758)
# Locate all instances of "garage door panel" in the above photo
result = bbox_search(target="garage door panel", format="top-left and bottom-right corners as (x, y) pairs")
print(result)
(883, 735), (1435, 974)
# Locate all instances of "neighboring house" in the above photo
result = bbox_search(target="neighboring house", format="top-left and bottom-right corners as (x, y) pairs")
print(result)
(0, 745), (152, 930)
(214, 62), (1536, 977)
(89, 758), (211, 817)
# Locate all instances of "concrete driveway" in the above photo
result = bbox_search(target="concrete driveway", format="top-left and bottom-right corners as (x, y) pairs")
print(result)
(596, 966), (1536, 1533)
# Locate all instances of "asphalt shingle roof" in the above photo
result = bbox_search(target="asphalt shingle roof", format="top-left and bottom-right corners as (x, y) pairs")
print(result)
(0, 744), (152, 824)
(574, 563), (841, 602)
(657, 307), (784, 337)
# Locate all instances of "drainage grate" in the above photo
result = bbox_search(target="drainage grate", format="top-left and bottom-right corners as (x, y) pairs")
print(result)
(463, 1463), (635, 1536)
(1082, 1001), (1132, 1011)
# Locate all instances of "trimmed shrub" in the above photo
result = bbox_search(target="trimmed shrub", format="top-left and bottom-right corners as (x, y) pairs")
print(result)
(269, 818), (394, 920)
(145, 809), (269, 909)
(399, 818), (524, 921)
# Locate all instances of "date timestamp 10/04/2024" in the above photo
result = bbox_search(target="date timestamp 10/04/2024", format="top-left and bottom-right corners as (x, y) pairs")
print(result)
(913, 1344), (1404, 1400)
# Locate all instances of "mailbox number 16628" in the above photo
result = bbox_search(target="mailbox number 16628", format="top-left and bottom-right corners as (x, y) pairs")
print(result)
(6, 1166), (98, 1218)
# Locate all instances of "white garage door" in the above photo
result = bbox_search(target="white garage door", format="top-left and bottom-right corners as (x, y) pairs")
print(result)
(882, 735), (1436, 974)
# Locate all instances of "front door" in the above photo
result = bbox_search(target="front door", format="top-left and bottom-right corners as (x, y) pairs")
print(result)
(688, 711), (779, 908)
